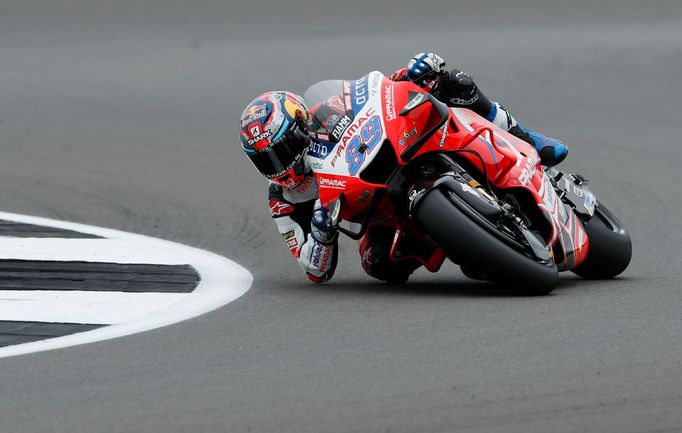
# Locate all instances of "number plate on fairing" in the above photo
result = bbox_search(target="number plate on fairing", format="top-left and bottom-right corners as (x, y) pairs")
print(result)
(307, 71), (389, 179)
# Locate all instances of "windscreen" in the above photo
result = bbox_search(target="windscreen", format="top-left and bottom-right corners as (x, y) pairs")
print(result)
(303, 80), (353, 143)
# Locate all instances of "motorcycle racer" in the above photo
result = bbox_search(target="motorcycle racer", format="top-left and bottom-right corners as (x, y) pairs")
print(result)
(240, 53), (568, 283)
(240, 90), (338, 282)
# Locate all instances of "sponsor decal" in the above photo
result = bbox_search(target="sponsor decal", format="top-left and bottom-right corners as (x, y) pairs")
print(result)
(247, 128), (272, 146)
(403, 93), (425, 111)
(403, 125), (418, 140)
(342, 80), (352, 111)
(293, 176), (314, 194)
(311, 132), (331, 142)
(309, 161), (323, 170)
(263, 149), (305, 181)
(270, 200), (293, 216)
(408, 189), (419, 202)
(318, 177), (347, 190)
(282, 230), (299, 255)
(369, 73), (381, 96)
(312, 244), (331, 270)
(282, 230), (299, 250)
(344, 95), (352, 111)
(460, 183), (481, 197)
(449, 94), (479, 106)
(438, 122), (448, 147)
(331, 114), (352, 141)
(455, 70), (470, 81)
(539, 173), (566, 236)
(287, 237), (298, 250)
(407, 187), (425, 211)
(319, 248), (330, 271)
(384, 85), (396, 121)
(351, 75), (369, 114)
(330, 107), (378, 167)
(240, 104), (269, 126)
(309, 141), (331, 159)
(517, 153), (539, 185)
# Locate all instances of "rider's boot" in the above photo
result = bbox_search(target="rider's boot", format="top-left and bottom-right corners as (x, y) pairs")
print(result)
(509, 123), (568, 167)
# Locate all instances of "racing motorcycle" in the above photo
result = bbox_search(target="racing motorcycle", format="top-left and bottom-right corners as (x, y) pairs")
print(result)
(304, 71), (632, 295)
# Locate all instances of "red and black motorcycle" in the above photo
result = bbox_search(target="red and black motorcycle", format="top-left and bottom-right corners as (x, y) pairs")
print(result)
(304, 71), (631, 295)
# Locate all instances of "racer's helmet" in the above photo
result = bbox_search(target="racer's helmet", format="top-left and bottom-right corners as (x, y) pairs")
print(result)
(240, 91), (311, 188)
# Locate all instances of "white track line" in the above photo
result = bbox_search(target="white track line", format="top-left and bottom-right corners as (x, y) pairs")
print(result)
(0, 211), (253, 359)
(0, 291), (186, 324)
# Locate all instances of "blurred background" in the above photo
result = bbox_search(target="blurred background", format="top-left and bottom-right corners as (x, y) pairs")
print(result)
(1, 0), (680, 248)
(1, 1), (681, 432)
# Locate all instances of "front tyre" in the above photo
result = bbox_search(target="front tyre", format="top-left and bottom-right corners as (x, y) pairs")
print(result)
(413, 189), (558, 295)
(572, 202), (632, 279)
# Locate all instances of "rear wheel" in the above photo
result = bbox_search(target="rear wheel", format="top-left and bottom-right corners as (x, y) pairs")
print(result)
(413, 188), (558, 295)
(572, 202), (632, 279)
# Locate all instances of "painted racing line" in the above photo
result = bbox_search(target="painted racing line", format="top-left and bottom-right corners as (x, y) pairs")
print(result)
(0, 211), (252, 359)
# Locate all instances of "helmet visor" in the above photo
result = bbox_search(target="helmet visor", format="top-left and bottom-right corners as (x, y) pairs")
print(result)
(247, 123), (309, 179)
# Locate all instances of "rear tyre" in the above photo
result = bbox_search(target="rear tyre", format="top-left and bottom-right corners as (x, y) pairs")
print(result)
(413, 189), (558, 295)
(572, 202), (632, 279)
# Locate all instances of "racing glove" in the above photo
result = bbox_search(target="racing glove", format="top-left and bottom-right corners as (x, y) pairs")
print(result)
(310, 199), (339, 245)
(406, 52), (446, 87)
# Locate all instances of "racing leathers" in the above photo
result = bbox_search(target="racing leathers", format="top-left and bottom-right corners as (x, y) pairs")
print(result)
(268, 177), (338, 283)
(269, 61), (564, 283)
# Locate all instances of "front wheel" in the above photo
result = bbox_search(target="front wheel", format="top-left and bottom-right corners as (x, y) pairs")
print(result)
(413, 188), (558, 295)
(572, 202), (632, 279)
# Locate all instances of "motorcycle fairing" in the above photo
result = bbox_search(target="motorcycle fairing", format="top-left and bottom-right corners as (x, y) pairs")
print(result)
(306, 72), (394, 221)
(305, 71), (589, 271)
(389, 88), (589, 270)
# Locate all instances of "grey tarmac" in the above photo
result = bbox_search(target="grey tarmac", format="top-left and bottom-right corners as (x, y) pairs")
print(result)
(1, 0), (681, 432)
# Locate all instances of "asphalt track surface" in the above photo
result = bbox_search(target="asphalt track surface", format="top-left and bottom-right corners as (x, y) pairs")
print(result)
(1, 1), (681, 432)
